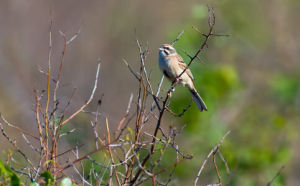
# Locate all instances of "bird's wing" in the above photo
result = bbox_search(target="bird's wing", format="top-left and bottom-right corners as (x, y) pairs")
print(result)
(176, 55), (194, 81)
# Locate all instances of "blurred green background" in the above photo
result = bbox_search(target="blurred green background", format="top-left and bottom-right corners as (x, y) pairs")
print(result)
(0, 0), (299, 185)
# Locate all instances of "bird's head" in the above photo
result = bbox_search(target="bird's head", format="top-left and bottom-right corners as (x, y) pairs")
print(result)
(159, 44), (177, 57)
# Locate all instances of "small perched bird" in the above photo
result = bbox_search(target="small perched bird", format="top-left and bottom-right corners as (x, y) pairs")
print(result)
(158, 44), (207, 111)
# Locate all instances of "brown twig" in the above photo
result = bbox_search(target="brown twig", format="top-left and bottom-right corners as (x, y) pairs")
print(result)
(0, 113), (39, 140)
(135, 157), (189, 186)
(115, 93), (134, 137)
(58, 61), (101, 128)
(53, 139), (116, 176)
(175, 6), (215, 82)
(171, 30), (184, 45)
(0, 121), (36, 172)
(34, 90), (46, 153)
(44, 16), (53, 166)
(266, 166), (285, 186)
(213, 152), (222, 186)
(193, 130), (231, 186)
(106, 118), (121, 186)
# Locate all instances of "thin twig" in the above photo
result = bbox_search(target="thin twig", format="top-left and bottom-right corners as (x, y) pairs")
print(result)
(213, 153), (222, 186)
(115, 93), (134, 137)
(105, 118), (122, 186)
(171, 30), (184, 45)
(0, 121), (36, 172)
(0, 113), (39, 140)
(58, 62), (101, 128)
(193, 131), (231, 186)
(44, 16), (53, 165)
(123, 59), (140, 81)
(22, 134), (41, 153)
(266, 166), (285, 186)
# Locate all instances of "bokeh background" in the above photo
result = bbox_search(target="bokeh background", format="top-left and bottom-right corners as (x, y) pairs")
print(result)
(0, 0), (300, 185)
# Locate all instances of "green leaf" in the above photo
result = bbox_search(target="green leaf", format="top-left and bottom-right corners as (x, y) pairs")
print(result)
(0, 160), (21, 186)
(41, 171), (54, 186)
(10, 174), (21, 186)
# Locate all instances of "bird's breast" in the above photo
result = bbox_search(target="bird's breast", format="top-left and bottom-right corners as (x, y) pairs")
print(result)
(158, 55), (178, 81)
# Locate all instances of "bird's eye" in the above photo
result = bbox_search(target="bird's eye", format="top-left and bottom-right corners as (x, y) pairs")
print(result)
(164, 46), (172, 51)
(163, 49), (169, 55)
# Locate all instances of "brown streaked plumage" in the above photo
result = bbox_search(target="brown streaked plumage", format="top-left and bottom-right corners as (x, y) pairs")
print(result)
(158, 44), (207, 111)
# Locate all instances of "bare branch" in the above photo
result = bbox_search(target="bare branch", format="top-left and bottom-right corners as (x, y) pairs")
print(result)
(0, 113), (39, 140)
(193, 131), (231, 186)
(171, 30), (184, 45)
(58, 61), (101, 128)
(123, 59), (140, 81)
(0, 121), (36, 172)
(115, 93), (134, 137)
(266, 166), (285, 186)
(22, 134), (41, 153)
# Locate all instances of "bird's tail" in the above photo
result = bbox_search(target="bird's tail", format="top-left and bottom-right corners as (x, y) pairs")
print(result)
(189, 88), (207, 112)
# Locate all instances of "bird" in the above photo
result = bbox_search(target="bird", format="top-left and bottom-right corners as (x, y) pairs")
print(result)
(158, 44), (207, 111)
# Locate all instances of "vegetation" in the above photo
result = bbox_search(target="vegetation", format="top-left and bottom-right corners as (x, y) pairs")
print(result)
(0, 1), (299, 185)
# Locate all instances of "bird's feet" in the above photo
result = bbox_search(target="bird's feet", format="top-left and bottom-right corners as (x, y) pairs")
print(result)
(169, 86), (175, 92)
(168, 86), (175, 97)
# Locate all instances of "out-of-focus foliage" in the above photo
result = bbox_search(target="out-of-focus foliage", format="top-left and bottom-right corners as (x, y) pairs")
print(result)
(40, 171), (54, 186)
(0, 160), (21, 186)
